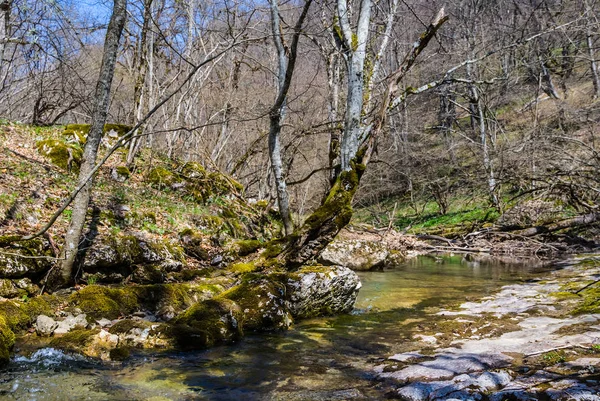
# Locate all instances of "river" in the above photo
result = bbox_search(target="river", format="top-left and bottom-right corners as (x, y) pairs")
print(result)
(0, 255), (558, 400)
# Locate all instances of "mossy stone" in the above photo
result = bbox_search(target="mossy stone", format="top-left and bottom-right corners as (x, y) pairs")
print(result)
(233, 240), (262, 257)
(218, 276), (290, 332)
(180, 162), (206, 178)
(109, 346), (130, 361)
(171, 298), (242, 349)
(228, 262), (258, 274)
(147, 167), (180, 189)
(70, 286), (139, 320)
(0, 316), (15, 366)
(36, 139), (82, 171)
(108, 319), (148, 335)
(63, 123), (133, 145)
(49, 329), (99, 352)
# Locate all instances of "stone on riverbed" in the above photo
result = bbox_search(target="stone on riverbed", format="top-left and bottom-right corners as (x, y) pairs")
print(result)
(286, 265), (361, 318)
(35, 315), (58, 336)
(318, 239), (389, 271)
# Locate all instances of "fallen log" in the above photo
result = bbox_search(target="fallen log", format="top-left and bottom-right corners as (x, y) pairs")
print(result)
(513, 213), (600, 237)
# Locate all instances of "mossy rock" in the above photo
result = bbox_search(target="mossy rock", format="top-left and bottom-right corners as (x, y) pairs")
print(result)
(130, 265), (164, 284)
(179, 229), (210, 260)
(109, 346), (130, 361)
(0, 279), (27, 298)
(0, 297), (52, 365)
(0, 316), (15, 366)
(180, 162), (206, 179)
(219, 276), (291, 332)
(63, 123), (133, 145)
(62, 124), (90, 144)
(147, 167), (181, 189)
(232, 240), (262, 257)
(36, 139), (82, 172)
(49, 328), (99, 352)
(111, 165), (131, 182)
(0, 238), (52, 279)
(69, 286), (140, 320)
(228, 262), (258, 274)
(81, 233), (186, 283)
(171, 298), (242, 349)
(573, 285), (600, 314)
(108, 319), (149, 335)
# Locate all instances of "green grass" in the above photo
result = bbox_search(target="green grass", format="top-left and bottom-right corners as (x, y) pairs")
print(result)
(354, 194), (499, 236)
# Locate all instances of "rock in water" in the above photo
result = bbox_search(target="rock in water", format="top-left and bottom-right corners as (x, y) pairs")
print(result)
(286, 265), (361, 319)
(319, 239), (389, 271)
(35, 315), (58, 336)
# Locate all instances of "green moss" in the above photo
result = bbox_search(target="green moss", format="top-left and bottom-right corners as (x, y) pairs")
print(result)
(0, 300), (32, 330)
(218, 276), (289, 332)
(147, 167), (180, 189)
(108, 319), (148, 334)
(573, 285), (600, 314)
(63, 123), (132, 145)
(21, 296), (53, 318)
(49, 329), (99, 352)
(109, 346), (130, 361)
(0, 315), (15, 366)
(36, 139), (82, 171)
(171, 298), (242, 349)
(63, 124), (90, 144)
(70, 285), (140, 320)
(233, 240), (262, 256)
(229, 262), (258, 274)
(115, 166), (131, 178)
(180, 162), (206, 178)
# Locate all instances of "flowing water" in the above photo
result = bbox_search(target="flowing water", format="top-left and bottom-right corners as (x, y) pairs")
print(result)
(0, 255), (559, 400)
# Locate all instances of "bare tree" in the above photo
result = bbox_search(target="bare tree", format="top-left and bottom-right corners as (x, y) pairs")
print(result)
(267, 0), (313, 236)
(54, 0), (128, 288)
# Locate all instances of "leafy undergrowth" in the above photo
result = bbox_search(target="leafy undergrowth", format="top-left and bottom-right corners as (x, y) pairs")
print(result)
(0, 121), (281, 266)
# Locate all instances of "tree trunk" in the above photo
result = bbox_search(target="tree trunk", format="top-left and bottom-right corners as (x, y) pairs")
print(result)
(587, 28), (600, 99)
(0, 0), (11, 81)
(127, 0), (152, 167)
(54, 0), (127, 289)
(281, 153), (366, 267)
(267, 0), (313, 236)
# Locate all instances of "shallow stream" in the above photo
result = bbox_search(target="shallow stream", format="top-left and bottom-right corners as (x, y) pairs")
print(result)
(0, 255), (559, 400)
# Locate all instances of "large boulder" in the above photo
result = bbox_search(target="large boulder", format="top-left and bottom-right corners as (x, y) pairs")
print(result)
(0, 238), (52, 279)
(81, 232), (185, 283)
(286, 265), (361, 319)
(220, 277), (292, 332)
(319, 239), (389, 271)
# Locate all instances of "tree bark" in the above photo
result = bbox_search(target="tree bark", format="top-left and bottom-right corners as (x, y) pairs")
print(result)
(267, 0), (313, 236)
(338, 0), (372, 172)
(587, 28), (600, 99)
(55, 0), (127, 289)
(0, 0), (11, 81)
(127, 0), (152, 167)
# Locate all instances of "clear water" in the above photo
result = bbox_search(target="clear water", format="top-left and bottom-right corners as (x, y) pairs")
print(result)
(0, 255), (556, 400)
